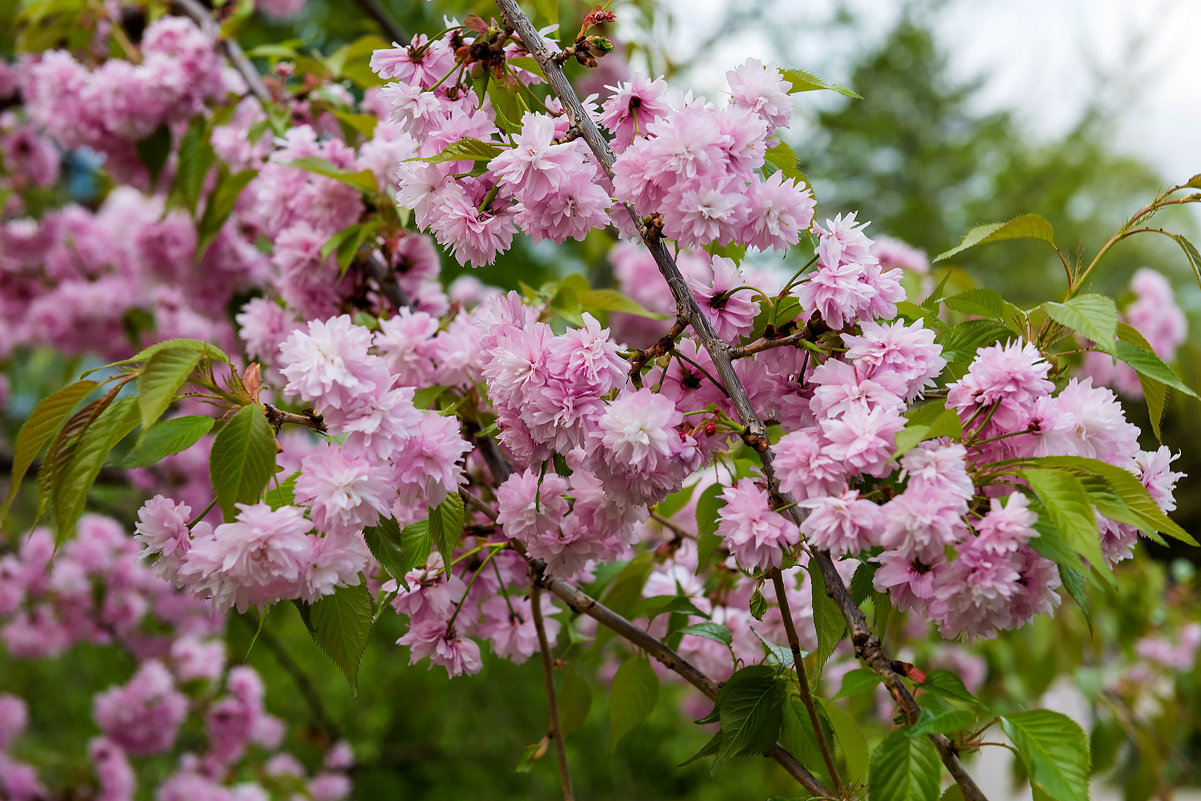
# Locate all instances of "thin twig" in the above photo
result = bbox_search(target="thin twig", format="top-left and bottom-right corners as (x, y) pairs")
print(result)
(770, 569), (844, 797)
(351, 0), (408, 45)
(238, 613), (343, 743)
(491, 4), (989, 797)
(531, 581), (574, 800)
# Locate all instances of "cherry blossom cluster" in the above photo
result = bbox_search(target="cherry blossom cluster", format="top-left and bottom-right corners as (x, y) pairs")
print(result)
(0, 516), (350, 801)
(376, 32), (815, 266)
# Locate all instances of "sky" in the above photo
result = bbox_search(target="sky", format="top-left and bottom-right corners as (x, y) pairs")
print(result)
(637, 0), (1201, 184)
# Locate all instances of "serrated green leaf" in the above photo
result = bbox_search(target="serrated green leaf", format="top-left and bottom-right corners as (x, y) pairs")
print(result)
(287, 156), (379, 195)
(916, 670), (985, 708)
(264, 472), (299, 510)
(1019, 468), (1110, 577)
(51, 397), (141, 545)
(943, 288), (1025, 332)
(1058, 564), (1093, 634)
(807, 562), (846, 675)
(714, 666), (785, 767)
(834, 668), (883, 700)
(679, 621), (734, 646)
(577, 288), (669, 319)
(1045, 294), (1118, 354)
(137, 345), (206, 434)
(655, 483), (696, 519)
(910, 707), (975, 736)
(780, 67), (861, 99)
(868, 727), (941, 801)
(1001, 710), (1090, 801)
(850, 561), (879, 605)
(559, 671), (592, 738)
(415, 137), (505, 165)
(894, 399), (962, 459)
(1029, 455), (1195, 545)
(308, 580), (374, 694)
(83, 338), (230, 377)
(780, 697), (833, 786)
(936, 319), (1016, 365)
(428, 492), (465, 565)
(610, 657), (659, 750)
(135, 123), (172, 187)
(934, 213), (1056, 263)
(170, 116), (215, 215)
(631, 594), (708, 620)
(504, 55), (546, 79)
(763, 140), (812, 193)
(696, 483), (724, 568)
(1113, 340), (1197, 398)
(818, 697), (869, 782)
(197, 167), (257, 258)
(362, 516), (407, 582)
(749, 589), (767, 621)
(209, 404), (277, 521)
(119, 415), (213, 468)
(1, 379), (98, 517)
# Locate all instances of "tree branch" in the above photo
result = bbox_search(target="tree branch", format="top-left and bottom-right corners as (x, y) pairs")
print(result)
(490, 3), (989, 798)
(531, 581), (574, 801)
(351, 0), (408, 45)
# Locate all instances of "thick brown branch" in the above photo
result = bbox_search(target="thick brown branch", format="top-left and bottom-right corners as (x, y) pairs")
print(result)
(491, 4), (989, 798)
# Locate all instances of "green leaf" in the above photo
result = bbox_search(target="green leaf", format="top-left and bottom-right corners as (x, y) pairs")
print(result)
(308, 580), (374, 694)
(695, 483), (724, 568)
(609, 657), (659, 750)
(894, 399), (963, 459)
(833, 668), (883, 700)
(119, 415), (213, 468)
(51, 397), (141, 545)
(937, 319), (1016, 365)
(910, 707), (975, 736)
(170, 116), (215, 215)
(780, 67), (861, 99)
(197, 167), (257, 257)
(807, 562), (846, 674)
(1, 379), (98, 517)
(1058, 564), (1093, 634)
(83, 338), (230, 377)
(559, 671), (592, 737)
(749, 589), (768, 621)
(363, 516), (407, 583)
(1001, 710), (1091, 801)
(655, 483), (696, 519)
(263, 472), (299, 510)
(428, 492), (465, 566)
(850, 561), (880, 605)
(780, 698), (833, 785)
(1044, 294), (1119, 355)
(577, 288), (669, 319)
(1028, 455), (1195, 546)
(287, 156), (379, 195)
(135, 124), (172, 187)
(1019, 468), (1110, 576)
(916, 670), (985, 708)
(137, 345), (207, 434)
(763, 140), (812, 192)
(943, 288), (1025, 332)
(714, 666), (786, 767)
(209, 404), (277, 521)
(504, 55), (546, 79)
(1113, 339), (1197, 398)
(868, 728), (941, 801)
(415, 137), (505, 165)
(631, 595), (708, 620)
(818, 697), (869, 782)
(934, 213), (1056, 263)
(679, 621), (734, 647)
